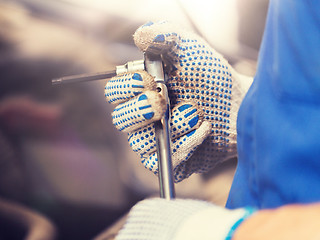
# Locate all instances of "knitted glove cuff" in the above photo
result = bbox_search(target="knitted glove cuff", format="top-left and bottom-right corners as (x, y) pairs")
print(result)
(173, 201), (255, 240)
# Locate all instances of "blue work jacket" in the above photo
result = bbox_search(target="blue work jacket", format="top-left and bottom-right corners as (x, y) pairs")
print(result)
(226, 0), (320, 209)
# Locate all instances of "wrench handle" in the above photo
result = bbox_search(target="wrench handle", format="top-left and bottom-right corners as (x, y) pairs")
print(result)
(144, 54), (175, 200)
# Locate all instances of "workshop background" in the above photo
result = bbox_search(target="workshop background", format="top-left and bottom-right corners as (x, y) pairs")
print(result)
(0, 0), (268, 239)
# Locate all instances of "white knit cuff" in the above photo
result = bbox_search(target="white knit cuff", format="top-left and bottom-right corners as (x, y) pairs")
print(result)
(173, 205), (255, 240)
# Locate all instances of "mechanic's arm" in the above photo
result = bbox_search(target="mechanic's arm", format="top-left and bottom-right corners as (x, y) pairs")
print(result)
(105, 21), (320, 240)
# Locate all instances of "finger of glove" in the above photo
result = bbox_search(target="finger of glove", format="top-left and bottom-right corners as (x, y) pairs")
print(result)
(105, 70), (156, 105)
(128, 101), (204, 157)
(141, 121), (212, 182)
(112, 90), (166, 133)
(133, 21), (180, 57)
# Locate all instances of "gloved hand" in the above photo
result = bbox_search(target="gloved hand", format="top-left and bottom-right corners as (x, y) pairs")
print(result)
(116, 199), (320, 240)
(105, 21), (251, 182)
(115, 198), (255, 240)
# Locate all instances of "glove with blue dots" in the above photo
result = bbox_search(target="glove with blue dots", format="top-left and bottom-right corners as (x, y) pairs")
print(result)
(105, 21), (251, 182)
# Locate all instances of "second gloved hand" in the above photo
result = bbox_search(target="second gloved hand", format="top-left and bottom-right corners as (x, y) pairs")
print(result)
(105, 21), (250, 182)
(115, 198), (255, 240)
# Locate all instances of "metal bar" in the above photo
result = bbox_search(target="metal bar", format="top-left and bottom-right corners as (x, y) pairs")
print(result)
(52, 70), (116, 85)
(144, 54), (175, 200)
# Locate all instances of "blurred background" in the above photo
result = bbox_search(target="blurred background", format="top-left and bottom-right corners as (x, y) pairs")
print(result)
(0, 0), (268, 239)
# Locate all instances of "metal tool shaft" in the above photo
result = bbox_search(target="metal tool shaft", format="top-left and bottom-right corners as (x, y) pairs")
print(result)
(52, 71), (117, 85)
(144, 54), (175, 200)
(52, 60), (145, 85)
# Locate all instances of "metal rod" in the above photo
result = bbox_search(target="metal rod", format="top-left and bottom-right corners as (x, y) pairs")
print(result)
(52, 70), (117, 85)
(144, 54), (175, 200)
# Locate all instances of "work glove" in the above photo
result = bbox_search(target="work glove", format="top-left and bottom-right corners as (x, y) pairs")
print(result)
(116, 199), (320, 240)
(105, 21), (251, 182)
(116, 198), (255, 240)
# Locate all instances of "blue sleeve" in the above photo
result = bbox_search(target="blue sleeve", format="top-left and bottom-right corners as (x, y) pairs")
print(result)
(226, 0), (320, 209)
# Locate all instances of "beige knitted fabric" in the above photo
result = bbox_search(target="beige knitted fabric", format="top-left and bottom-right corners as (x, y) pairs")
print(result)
(105, 21), (252, 182)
